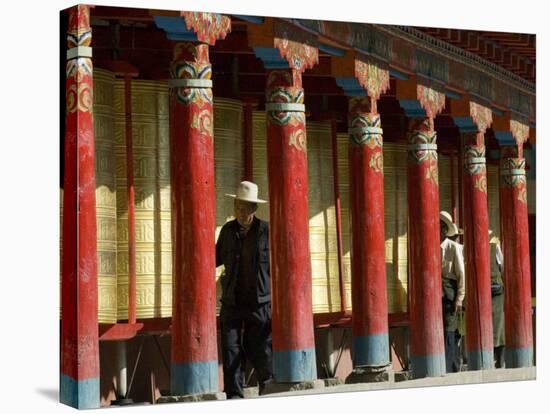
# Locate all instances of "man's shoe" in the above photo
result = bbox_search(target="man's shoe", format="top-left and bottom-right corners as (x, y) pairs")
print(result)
(258, 378), (274, 396)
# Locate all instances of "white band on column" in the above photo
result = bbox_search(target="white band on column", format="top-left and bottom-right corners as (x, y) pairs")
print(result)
(407, 143), (437, 151)
(67, 46), (92, 60)
(348, 126), (383, 135)
(168, 78), (213, 88)
(500, 168), (526, 176)
(465, 157), (486, 164)
(265, 102), (305, 112)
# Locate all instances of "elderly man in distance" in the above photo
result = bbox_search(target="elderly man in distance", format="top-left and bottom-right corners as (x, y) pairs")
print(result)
(489, 230), (505, 368)
(216, 181), (273, 398)
(440, 211), (465, 373)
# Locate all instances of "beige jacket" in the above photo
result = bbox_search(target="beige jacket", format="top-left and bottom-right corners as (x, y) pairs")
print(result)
(440, 238), (465, 306)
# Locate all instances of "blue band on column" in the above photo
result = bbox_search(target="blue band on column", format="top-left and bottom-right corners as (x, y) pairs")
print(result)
(467, 349), (494, 370)
(399, 100), (426, 118)
(505, 347), (534, 368)
(60, 374), (100, 409)
(352, 333), (390, 367)
(273, 347), (317, 382)
(171, 361), (219, 396)
(410, 353), (446, 378)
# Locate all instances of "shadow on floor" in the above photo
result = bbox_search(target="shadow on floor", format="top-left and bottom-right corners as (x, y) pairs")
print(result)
(36, 388), (58, 402)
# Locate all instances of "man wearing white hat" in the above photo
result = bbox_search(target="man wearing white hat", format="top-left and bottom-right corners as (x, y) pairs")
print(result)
(440, 211), (465, 373)
(216, 181), (272, 398)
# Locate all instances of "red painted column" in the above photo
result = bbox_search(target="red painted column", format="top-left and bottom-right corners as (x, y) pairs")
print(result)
(407, 117), (446, 377)
(265, 69), (317, 382)
(60, 4), (100, 409)
(169, 41), (218, 394)
(347, 97), (389, 370)
(500, 145), (533, 367)
(462, 132), (494, 369)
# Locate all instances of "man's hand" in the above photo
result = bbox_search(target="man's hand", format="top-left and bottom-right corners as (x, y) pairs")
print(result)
(453, 300), (461, 314)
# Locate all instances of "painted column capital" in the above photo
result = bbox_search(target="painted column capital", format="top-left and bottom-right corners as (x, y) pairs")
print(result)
(492, 112), (530, 156)
(249, 18), (319, 83)
(450, 97), (493, 145)
(397, 76), (445, 120)
(153, 12), (231, 44)
(332, 51), (390, 113)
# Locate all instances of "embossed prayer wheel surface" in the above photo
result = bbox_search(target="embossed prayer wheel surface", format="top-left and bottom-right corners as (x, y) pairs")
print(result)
(438, 154), (458, 217)
(94, 69), (118, 323)
(113, 78), (172, 320)
(335, 132), (353, 311)
(251, 111), (270, 221)
(253, 115), (410, 314)
(252, 115), (345, 313)
(214, 98), (244, 313)
(381, 143), (409, 313)
(307, 122), (341, 313)
(337, 135), (410, 314)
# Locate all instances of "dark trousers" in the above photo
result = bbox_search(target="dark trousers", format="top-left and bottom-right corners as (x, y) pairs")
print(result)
(494, 345), (505, 368)
(444, 331), (460, 373)
(220, 303), (273, 398)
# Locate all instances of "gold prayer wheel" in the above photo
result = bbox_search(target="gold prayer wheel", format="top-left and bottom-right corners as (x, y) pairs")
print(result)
(307, 121), (341, 313)
(438, 154), (455, 215)
(251, 111), (270, 221)
(113, 79), (172, 320)
(94, 68), (118, 323)
(214, 98), (244, 313)
(382, 143), (408, 313)
(336, 132), (352, 311)
(79, 73), (503, 320)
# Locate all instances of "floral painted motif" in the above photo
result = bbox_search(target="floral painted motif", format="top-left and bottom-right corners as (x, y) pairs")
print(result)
(354, 58), (390, 102)
(469, 101), (492, 132)
(274, 21), (318, 73)
(417, 84), (445, 119)
(369, 152), (384, 173)
(288, 129), (307, 152)
(181, 12), (231, 46)
(66, 82), (93, 113)
(190, 109), (213, 137)
(517, 188), (527, 204)
(474, 175), (487, 194)
(425, 164), (439, 186)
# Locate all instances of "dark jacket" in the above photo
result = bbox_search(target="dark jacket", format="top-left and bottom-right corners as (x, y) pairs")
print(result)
(216, 217), (271, 306)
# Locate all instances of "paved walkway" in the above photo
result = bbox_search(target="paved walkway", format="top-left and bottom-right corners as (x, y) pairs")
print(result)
(250, 367), (536, 398)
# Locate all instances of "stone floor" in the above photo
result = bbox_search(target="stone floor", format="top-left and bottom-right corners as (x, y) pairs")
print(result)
(250, 367), (536, 398)
(152, 367), (535, 405)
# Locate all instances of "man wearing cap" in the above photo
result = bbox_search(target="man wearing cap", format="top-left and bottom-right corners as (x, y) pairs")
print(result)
(440, 211), (465, 373)
(216, 181), (273, 398)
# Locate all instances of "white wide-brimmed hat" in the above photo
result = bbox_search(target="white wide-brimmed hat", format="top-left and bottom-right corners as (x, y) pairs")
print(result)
(225, 181), (267, 204)
(440, 211), (459, 237)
